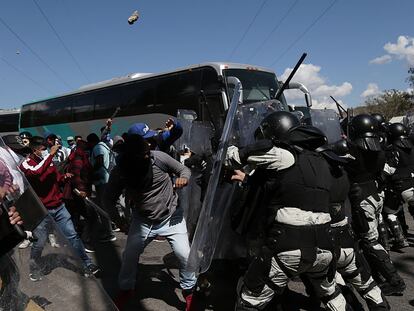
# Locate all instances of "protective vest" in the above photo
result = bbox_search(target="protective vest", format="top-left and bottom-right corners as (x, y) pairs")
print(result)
(264, 148), (331, 215)
(329, 166), (350, 224)
(345, 144), (385, 196)
(392, 145), (414, 190)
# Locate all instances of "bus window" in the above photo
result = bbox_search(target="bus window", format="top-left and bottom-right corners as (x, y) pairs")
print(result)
(120, 80), (156, 116)
(223, 69), (280, 105)
(94, 87), (122, 119)
(47, 97), (73, 124)
(0, 113), (19, 132)
(73, 93), (95, 122)
(154, 70), (201, 115)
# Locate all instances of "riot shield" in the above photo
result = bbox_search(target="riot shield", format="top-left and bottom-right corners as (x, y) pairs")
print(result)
(310, 108), (342, 143)
(0, 139), (117, 311)
(187, 82), (242, 273)
(233, 99), (288, 148)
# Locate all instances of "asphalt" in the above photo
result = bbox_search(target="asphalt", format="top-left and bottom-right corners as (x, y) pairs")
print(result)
(6, 214), (414, 311)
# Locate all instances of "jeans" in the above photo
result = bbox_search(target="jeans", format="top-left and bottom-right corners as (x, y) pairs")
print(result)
(94, 183), (115, 240)
(119, 207), (197, 290)
(30, 204), (92, 271)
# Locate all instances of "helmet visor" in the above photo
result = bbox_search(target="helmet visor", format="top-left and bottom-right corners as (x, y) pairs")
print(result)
(354, 137), (382, 151)
(395, 137), (413, 149)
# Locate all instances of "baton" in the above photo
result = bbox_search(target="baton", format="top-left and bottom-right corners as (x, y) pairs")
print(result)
(73, 189), (111, 221)
(110, 107), (121, 120)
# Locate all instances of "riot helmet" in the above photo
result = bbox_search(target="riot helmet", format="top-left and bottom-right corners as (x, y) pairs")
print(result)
(371, 113), (385, 127)
(286, 125), (328, 151)
(19, 131), (32, 146)
(348, 114), (382, 151)
(257, 111), (300, 142)
(388, 122), (413, 149)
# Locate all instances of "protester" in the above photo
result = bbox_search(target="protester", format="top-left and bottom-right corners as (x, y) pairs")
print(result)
(86, 133), (116, 242)
(19, 136), (100, 281)
(104, 133), (197, 311)
(67, 136), (76, 150)
(127, 117), (183, 153)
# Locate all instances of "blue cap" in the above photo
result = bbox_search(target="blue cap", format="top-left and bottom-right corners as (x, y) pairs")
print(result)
(43, 131), (57, 139)
(128, 123), (157, 139)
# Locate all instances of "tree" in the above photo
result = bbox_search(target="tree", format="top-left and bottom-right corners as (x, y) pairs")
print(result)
(354, 89), (413, 120)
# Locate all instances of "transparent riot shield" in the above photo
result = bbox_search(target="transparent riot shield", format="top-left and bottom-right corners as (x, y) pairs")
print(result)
(310, 108), (342, 143)
(187, 82), (242, 273)
(233, 99), (288, 148)
(0, 139), (117, 311)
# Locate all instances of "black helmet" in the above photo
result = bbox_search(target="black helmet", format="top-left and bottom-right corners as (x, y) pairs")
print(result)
(258, 111), (300, 142)
(371, 113), (385, 126)
(348, 114), (381, 151)
(388, 123), (413, 149)
(19, 131), (32, 139)
(286, 125), (327, 150)
(330, 139), (349, 157)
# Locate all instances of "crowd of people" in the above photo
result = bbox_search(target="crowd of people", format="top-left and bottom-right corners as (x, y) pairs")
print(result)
(1, 109), (414, 311)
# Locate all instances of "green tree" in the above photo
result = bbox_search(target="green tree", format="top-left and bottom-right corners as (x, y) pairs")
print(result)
(354, 89), (413, 120)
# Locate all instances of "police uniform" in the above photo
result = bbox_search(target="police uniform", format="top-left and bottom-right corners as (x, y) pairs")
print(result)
(346, 115), (405, 296)
(229, 115), (350, 311)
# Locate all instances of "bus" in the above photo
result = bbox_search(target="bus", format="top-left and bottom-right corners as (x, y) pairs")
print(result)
(19, 63), (288, 141)
(0, 109), (20, 135)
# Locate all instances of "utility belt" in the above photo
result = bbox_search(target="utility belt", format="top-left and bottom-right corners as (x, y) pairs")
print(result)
(266, 222), (336, 281)
(331, 223), (355, 251)
(266, 222), (334, 253)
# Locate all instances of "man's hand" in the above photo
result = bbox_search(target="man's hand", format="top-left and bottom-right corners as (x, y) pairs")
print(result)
(106, 118), (113, 128)
(174, 178), (188, 189)
(50, 144), (61, 156)
(8, 206), (23, 225)
(231, 170), (246, 182)
(64, 173), (74, 179)
(165, 118), (175, 130)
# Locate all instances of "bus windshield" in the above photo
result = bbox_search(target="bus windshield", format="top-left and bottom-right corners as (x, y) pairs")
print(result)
(223, 69), (279, 104)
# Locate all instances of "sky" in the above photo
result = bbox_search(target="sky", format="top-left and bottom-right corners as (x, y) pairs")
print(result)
(0, 0), (413, 110)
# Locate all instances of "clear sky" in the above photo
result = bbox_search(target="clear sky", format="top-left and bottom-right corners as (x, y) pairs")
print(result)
(0, 0), (413, 110)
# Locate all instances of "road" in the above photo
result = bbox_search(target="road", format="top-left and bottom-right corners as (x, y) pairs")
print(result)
(105, 217), (414, 311)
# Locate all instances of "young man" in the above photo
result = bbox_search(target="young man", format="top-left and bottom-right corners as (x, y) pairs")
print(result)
(20, 136), (100, 281)
(105, 133), (197, 311)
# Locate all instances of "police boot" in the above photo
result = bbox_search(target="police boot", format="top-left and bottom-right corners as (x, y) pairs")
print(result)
(377, 222), (391, 251)
(397, 209), (409, 236)
(389, 220), (409, 249)
(377, 262), (406, 296)
(361, 285), (390, 310)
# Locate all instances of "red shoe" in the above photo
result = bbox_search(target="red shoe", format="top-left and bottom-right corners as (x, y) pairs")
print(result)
(183, 289), (197, 311)
(114, 289), (135, 310)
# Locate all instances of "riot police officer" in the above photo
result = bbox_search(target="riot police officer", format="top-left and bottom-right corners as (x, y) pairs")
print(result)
(385, 123), (414, 239)
(321, 139), (389, 310)
(230, 112), (351, 311)
(345, 114), (405, 296)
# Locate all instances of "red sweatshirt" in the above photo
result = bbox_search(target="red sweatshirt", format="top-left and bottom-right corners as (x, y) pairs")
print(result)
(20, 153), (66, 209)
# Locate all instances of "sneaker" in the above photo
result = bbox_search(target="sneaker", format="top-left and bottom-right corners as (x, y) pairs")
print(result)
(48, 234), (60, 248)
(84, 245), (95, 253)
(84, 264), (101, 277)
(99, 235), (116, 243)
(19, 239), (32, 249)
(111, 222), (121, 232)
(182, 289), (197, 311)
(29, 271), (42, 282)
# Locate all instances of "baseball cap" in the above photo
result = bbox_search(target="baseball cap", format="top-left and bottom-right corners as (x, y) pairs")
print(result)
(128, 123), (157, 139)
(67, 136), (74, 141)
(43, 131), (57, 140)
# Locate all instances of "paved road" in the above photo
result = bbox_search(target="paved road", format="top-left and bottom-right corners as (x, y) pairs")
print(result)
(7, 215), (414, 311)
(105, 217), (414, 311)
